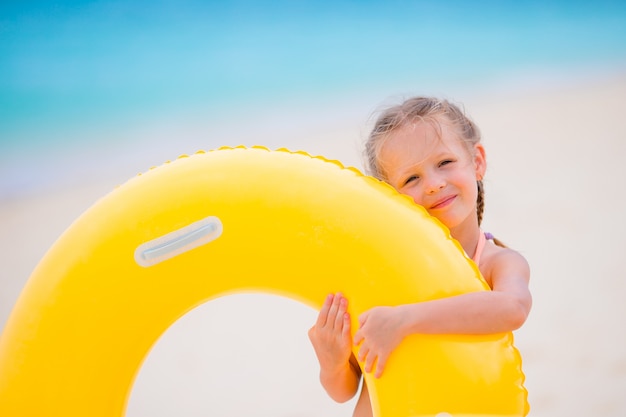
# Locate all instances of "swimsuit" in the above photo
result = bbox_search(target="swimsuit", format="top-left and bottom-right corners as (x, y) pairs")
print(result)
(472, 231), (493, 264)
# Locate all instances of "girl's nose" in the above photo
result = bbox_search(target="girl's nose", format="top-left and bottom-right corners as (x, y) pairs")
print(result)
(424, 175), (446, 194)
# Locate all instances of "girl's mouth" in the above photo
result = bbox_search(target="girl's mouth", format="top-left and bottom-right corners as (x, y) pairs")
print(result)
(430, 195), (456, 210)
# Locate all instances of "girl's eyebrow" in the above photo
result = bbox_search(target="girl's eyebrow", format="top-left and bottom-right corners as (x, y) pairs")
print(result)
(430, 149), (455, 158)
(397, 162), (422, 175)
(432, 152), (460, 163)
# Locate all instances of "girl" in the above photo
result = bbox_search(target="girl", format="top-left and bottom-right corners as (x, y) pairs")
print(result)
(308, 96), (532, 417)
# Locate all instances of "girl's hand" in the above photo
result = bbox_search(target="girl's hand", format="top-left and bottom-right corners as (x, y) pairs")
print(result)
(353, 305), (408, 378)
(308, 293), (353, 374)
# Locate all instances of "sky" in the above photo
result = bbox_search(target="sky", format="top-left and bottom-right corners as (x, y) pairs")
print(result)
(1, 0), (625, 194)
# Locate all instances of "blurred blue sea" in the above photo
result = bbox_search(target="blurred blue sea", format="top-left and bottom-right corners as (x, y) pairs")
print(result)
(1, 0), (625, 196)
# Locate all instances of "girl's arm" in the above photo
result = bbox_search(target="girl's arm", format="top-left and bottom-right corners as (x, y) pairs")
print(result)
(354, 248), (531, 377)
(308, 293), (362, 402)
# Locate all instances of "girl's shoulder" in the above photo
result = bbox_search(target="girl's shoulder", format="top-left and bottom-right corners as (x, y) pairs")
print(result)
(480, 242), (530, 288)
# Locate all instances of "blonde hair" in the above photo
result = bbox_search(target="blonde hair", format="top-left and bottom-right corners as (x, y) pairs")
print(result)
(364, 96), (506, 247)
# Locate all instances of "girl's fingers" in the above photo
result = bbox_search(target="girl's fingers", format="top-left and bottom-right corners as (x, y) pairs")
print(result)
(357, 342), (382, 376)
(374, 355), (387, 378)
(364, 353), (377, 374)
(315, 294), (334, 327)
(326, 292), (345, 329)
(326, 294), (341, 325)
(353, 329), (363, 346)
(353, 311), (368, 345)
(357, 345), (369, 363)
(333, 296), (348, 329)
(341, 312), (351, 339)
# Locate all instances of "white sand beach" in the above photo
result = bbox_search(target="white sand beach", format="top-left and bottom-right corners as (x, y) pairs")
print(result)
(1, 71), (625, 416)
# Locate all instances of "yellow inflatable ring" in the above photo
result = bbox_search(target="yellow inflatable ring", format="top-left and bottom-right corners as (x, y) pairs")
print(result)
(0, 146), (528, 416)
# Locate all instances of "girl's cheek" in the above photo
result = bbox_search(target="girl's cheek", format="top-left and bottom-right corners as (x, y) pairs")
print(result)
(409, 193), (423, 206)
(408, 187), (424, 205)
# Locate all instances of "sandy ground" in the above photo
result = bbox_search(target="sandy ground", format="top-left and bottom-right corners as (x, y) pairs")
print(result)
(1, 72), (625, 416)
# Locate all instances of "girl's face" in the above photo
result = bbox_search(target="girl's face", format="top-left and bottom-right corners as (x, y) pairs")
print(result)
(379, 120), (486, 231)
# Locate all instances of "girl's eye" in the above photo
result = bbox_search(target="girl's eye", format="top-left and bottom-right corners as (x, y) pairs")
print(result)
(439, 159), (454, 167)
(403, 175), (419, 186)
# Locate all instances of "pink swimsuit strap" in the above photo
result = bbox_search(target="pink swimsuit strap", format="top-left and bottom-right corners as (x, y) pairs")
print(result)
(472, 231), (493, 264)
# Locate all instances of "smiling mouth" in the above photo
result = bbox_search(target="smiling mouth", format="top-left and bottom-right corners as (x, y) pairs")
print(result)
(430, 195), (456, 209)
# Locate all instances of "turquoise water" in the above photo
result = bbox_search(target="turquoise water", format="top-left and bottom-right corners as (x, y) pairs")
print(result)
(1, 1), (626, 195)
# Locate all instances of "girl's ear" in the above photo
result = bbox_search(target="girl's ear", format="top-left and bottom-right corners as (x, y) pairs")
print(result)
(474, 143), (487, 180)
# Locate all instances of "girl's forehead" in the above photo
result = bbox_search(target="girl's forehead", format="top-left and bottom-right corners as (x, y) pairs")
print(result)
(382, 120), (465, 159)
